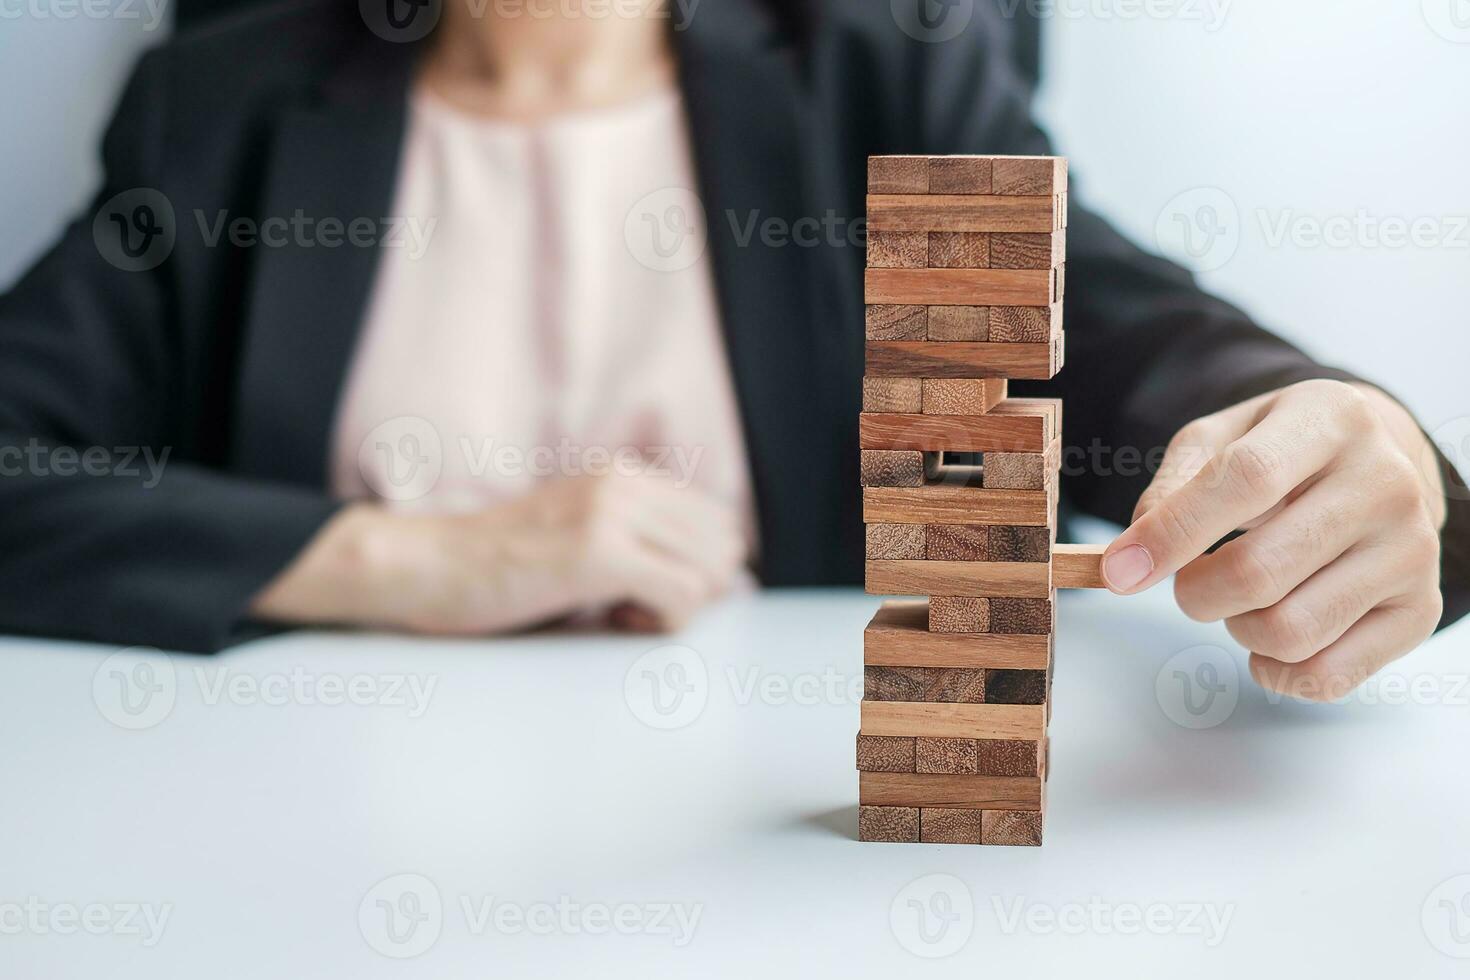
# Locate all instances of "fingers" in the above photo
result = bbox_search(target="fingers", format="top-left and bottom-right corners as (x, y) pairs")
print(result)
(608, 541), (718, 632)
(1104, 385), (1348, 595)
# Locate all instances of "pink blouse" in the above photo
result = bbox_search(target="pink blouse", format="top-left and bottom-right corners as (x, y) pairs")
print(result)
(329, 87), (756, 553)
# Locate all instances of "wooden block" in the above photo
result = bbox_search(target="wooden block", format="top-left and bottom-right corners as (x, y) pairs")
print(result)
(992, 397), (1060, 442)
(927, 157), (993, 195)
(927, 596), (991, 634)
(975, 739), (1042, 777)
(864, 666), (986, 703)
(860, 701), (1046, 740)
(863, 486), (1051, 526)
(866, 338), (1062, 380)
(859, 413), (1047, 453)
(984, 669), (1048, 705)
(924, 525), (990, 561)
(856, 734), (916, 773)
(984, 451), (1048, 490)
(919, 807), (984, 844)
(915, 737), (978, 774)
(862, 377), (924, 414)
(921, 379), (1006, 415)
(1054, 542), (1106, 589)
(867, 156), (929, 195)
(859, 771), (1043, 810)
(858, 805), (920, 842)
(926, 305), (989, 341)
(864, 600), (1051, 668)
(867, 194), (1058, 233)
(991, 157), (1065, 197)
(859, 450), (925, 487)
(990, 230), (1065, 270)
(990, 597), (1053, 635)
(981, 809), (1043, 846)
(867, 230), (927, 268)
(865, 268), (1052, 307)
(927, 232), (989, 269)
(865, 304), (926, 341)
(987, 525), (1051, 563)
(990, 304), (1062, 343)
(865, 523), (926, 560)
(866, 560), (1051, 599)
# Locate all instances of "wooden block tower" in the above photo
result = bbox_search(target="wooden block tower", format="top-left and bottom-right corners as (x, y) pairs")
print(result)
(857, 155), (1103, 846)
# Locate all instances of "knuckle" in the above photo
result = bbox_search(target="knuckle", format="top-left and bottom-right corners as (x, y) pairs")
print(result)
(1224, 539), (1293, 607)
(1256, 599), (1328, 663)
(1221, 440), (1288, 502)
(1173, 573), (1216, 622)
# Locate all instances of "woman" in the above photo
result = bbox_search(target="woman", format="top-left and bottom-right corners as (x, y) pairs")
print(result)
(0, 0), (1464, 701)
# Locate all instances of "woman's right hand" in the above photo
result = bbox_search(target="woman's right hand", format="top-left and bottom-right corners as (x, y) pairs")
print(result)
(250, 474), (748, 635)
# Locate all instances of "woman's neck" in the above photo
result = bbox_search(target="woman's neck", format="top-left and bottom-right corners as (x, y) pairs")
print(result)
(421, 0), (677, 121)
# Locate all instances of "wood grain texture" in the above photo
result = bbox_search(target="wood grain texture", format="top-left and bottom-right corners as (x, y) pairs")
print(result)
(858, 805), (920, 842)
(927, 596), (991, 634)
(915, 737), (978, 774)
(864, 600), (1051, 668)
(856, 734), (916, 773)
(862, 377), (923, 414)
(867, 156), (929, 194)
(859, 413), (1047, 453)
(983, 451), (1048, 490)
(927, 157), (993, 195)
(865, 523), (927, 560)
(976, 739), (1043, 777)
(866, 560), (1051, 599)
(984, 669), (1048, 706)
(859, 771), (1043, 810)
(925, 525), (990, 561)
(867, 230), (927, 268)
(992, 157), (1065, 196)
(987, 525), (1051, 563)
(865, 666), (986, 703)
(867, 194), (1058, 233)
(865, 339), (1062, 380)
(863, 486), (1052, 526)
(1054, 542), (1106, 589)
(926, 305), (989, 341)
(990, 597), (1053, 635)
(992, 397), (1061, 442)
(990, 230), (1065, 270)
(865, 268), (1052, 307)
(859, 450), (925, 487)
(919, 808), (984, 844)
(927, 232), (990, 268)
(981, 809), (1043, 846)
(864, 304), (927, 341)
(990, 304), (1062, 343)
(860, 701), (1046, 740)
(921, 379), (1006, 415)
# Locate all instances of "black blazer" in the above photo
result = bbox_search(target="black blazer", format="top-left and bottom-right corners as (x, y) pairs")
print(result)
(2, 0), (1465, 651)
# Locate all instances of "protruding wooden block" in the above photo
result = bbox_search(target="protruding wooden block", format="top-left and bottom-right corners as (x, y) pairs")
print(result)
(975, 739), (1043, 777)
(865, 560), (1051, 600)
(867, 156), (929, 195)
(862, 377), (924, 414)
(865, 268), (1053, 307)
(864, 304), (927, 341)
(927, 157), (993, 195)
(864, 600), (1051, 669)
(927, 232), (989, 268)
(915, 737), (978, 774)
(856, 734), (916, 773)
(990, 304), (1062, 343)
(981, 808), (1043, 846)
(859, 412), (1048, 453)
(858, 805), (920, 842)
(984, 669), (1048, 705)
(867, 230), (927, 268)
(859, 771), (1043, 810)
(865, 666), (986, 703)
(859, 450), (925, 487)
(860, 702), (1046, 741)
(921, 379), (1006, 415)
(990, 230), (1065, 270)
(990, 597), (1053, 635)
(919, 808), (984, 844)
(867, 194), (1059, 233)
(1054, 542), (1107, 589)
(863, 486), (1052, 527)
(987, 525), (1051, 563)
(926, 305), (989, 341)
(992, 157), (1065, 197)
(924, 524), (990, 561)
(865, 523), (926, 560)
(865, 338), (1063, 380)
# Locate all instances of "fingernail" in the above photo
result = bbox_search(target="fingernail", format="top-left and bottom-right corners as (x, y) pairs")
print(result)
(1103, 545), (1154, 592)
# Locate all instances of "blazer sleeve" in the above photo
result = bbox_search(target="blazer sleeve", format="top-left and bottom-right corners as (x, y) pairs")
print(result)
(908, 13), (1470, 630)
(0, 52), (341, 652)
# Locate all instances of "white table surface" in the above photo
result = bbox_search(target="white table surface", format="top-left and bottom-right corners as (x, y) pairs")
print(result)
(3, 583), (1469, 977)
